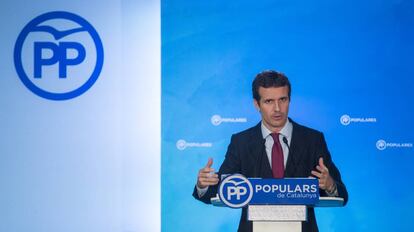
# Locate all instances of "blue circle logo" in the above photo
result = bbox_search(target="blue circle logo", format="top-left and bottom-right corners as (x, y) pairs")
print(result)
(176, 139), (187, 150)
(219, 174), (253, 208)
(376, 139), (387, 150)
(14, 11), (104, 100)
(211, 114), (222, 126)
(340, 114), (351, 126)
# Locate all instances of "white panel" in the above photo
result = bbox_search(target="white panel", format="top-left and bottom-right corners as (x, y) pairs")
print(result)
(0, 0), (160, 232)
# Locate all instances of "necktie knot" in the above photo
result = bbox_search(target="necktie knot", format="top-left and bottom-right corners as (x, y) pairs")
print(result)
(271, 133), (280, 143)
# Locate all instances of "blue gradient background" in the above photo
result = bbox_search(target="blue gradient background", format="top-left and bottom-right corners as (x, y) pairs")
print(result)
(162, 0), (414, 231)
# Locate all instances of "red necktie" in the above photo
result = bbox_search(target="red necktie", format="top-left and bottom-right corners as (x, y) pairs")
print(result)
(271, 133), (284, 178)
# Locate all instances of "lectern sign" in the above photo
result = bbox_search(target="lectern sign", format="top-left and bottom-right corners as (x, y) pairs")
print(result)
(218, 174), (319, 208)
(249, 178), (319, 205)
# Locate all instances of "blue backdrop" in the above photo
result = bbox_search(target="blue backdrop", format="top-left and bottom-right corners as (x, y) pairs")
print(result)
(162, 0), (414, 231)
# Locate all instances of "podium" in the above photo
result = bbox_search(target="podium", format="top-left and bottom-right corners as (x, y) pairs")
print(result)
(212, 196), (343, 232)
(212, 175), (344, 232)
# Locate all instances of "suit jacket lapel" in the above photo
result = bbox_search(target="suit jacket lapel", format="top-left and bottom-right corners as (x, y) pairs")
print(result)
(248, 123), (273, 178)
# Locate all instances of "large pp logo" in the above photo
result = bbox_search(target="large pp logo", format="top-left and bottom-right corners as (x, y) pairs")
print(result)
(219, 174), (253, 208)
(14, 11), (104, 100)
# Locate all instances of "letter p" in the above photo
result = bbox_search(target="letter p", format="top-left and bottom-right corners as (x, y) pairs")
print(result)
(227, 186), (238, 200)
(59, 42), (85, 78)
(34, 42), (59, 78)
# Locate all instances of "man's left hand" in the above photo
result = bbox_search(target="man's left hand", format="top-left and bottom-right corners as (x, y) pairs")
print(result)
(311, 157), (335, 192)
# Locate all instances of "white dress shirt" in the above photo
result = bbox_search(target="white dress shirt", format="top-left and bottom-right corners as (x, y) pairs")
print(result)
(261, 119), (292, 168)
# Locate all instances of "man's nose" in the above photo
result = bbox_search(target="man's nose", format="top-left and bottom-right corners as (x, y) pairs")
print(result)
(274, 102), (280, 112)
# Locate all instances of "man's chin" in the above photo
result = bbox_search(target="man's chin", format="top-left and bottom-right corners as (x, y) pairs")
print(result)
(271, 120), (287, 129)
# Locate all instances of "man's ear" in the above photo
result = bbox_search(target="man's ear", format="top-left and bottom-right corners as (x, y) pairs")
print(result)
(253, 99), (260, 111)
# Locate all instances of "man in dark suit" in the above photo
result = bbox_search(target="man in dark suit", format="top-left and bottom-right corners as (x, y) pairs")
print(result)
(193, 70), (348, 232)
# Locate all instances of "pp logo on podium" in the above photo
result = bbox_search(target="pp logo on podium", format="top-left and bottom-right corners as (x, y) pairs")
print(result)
(219, 174), (253, 208)
(14, 11), (104, 100)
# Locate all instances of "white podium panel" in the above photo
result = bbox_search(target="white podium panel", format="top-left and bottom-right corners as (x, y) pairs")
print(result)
(248, 205), (306, 232)
(253, 221), (301, 232)
(248, 205), (307, 221)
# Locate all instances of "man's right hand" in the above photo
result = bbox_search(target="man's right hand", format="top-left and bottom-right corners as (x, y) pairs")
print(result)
(197, 158), (219, 188)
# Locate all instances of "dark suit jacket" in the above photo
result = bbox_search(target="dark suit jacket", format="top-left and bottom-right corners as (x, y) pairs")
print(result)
(193, 119), (348, 232)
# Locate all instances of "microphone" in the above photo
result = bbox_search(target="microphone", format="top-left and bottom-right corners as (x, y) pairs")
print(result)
(282, 136), (290, 150)
(254, 139), (266, 178)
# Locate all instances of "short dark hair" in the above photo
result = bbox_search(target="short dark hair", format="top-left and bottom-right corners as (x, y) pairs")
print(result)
(252, 70), (291, 102)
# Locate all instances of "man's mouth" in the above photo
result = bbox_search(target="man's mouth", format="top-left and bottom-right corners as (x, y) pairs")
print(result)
(272, 114), (283, 120)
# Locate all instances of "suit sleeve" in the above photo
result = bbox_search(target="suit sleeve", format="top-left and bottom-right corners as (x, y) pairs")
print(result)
(192, 134), (241, 204)
(317, 133), (349, 205)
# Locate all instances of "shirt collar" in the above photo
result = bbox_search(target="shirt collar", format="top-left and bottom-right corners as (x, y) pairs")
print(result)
(261, 119), (293, 140)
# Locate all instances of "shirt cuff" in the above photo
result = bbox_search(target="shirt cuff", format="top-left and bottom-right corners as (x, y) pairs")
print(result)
(196, 185), (209, 198)
(325, 183), (338, 197)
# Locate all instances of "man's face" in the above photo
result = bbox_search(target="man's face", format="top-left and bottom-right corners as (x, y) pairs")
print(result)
(254, 86), (290, 133)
